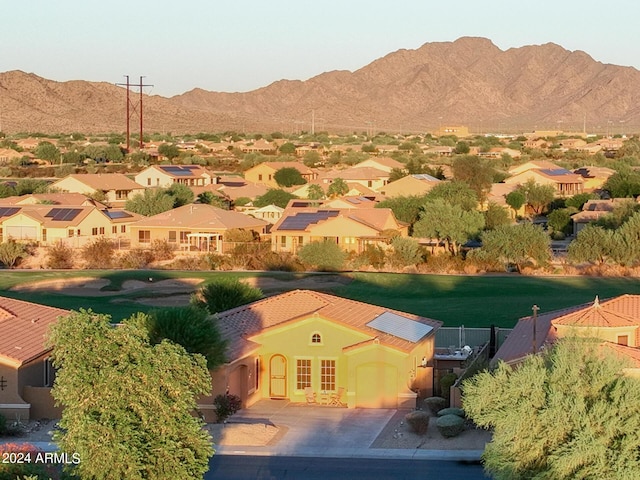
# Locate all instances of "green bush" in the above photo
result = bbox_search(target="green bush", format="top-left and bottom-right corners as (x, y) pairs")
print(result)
(423, 396), (447, 415)
(436, 414), (465, 438)
(116, 248), (154, 269)
(437, 407), (465, 418)
(82, 237), (115, 268)
(439, 372), (459, 402)
(214, 394), (242, 423)
(404, 410), (430, 435)
(298, 241), (347, 271)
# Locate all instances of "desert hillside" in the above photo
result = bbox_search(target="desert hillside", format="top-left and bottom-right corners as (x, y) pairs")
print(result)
(2, 37), (640, 134)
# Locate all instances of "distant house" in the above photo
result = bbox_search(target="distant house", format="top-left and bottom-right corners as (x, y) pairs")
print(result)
(0, 205), (142, 247)
(353, 157), (405, 173)
(377, 174), (441, 198)
(0, 296), (69, 421)
(203, 290), (442, 411)
(570, 199), (630, 235)
(51, 173), (145, 206)
(244, 204), (285, 224)
(318, 166), (390, 191)
(504, 168), (584, 197)
(0, 193), (107, 208)
(134, 165), (217, 188)
(492, 295), (640, 369)
(573, 166), (615, 192)
(244, 162), (317, 189)
(0, 148), (24, 165)
(238, 139), (278, 155)
(270, 207), (407, 254)
(129, 203), (268, 252)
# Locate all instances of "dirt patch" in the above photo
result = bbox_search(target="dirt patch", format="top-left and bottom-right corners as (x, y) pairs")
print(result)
(370, 410), (491, 450)
(121, 278), (203, 291)
(10, 277), (111, 296)
(133, 294), (193, 307)
(206, 422), (282, 447)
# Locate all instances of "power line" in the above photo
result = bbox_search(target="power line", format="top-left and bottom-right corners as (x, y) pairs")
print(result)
(115, 75), (153, 152)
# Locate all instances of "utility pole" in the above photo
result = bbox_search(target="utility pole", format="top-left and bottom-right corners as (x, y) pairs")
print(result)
(115, 75), (153, 152)
(532, 305), (539, 354)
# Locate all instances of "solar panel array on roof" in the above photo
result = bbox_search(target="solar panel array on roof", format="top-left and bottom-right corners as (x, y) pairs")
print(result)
(104, 210), (133, 219)
(279, 210), (339, 230)
(159, 165), (198, 176)
(45, 208), (82, 221)
(366, 311), (434, 343)
(412, 174), (440, 182)
(0, 207), (19, 218)
(539, 168), (572, 176)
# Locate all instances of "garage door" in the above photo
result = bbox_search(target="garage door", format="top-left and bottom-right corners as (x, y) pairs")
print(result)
(355, 363), (398, 408)
(6, 226), (37, 240)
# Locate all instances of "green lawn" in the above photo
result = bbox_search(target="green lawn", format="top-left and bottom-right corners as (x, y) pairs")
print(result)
(2, 270), (640, 328)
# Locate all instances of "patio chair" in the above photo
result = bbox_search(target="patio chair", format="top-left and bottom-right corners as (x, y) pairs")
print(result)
(304, 386), (317, 405)
(328, 387), (345, 407)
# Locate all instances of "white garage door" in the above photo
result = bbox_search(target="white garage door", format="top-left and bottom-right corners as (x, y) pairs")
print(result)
(6, 226), (38, 240)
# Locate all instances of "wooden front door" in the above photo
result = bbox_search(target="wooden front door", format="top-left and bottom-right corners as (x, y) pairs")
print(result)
(269, 354), (287, 398)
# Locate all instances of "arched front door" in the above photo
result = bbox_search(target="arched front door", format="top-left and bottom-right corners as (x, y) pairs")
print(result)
(269, 354), (287, 398)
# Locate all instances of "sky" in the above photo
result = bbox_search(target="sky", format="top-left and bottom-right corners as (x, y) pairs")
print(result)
(3, 0), (640, 98)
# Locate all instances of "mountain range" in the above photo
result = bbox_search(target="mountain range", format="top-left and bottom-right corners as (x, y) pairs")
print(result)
(1, 37), (640, 135)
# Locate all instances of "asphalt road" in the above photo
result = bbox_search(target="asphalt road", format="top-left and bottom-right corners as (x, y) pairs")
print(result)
(207, 455), (490, 479)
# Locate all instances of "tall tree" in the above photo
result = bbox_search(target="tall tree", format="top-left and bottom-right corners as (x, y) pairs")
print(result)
(48, 309), (214, 480)
(505, 190), (526, 217)
(519, 179), (556, 215)
(166, 182), (195, 207)
(253, 189), (297, 208)
(452, 155), (496, 202)
(463, 338), (640, 480)
(424, 181), (478, 211)
(274, 167), (307, 187)
(413, 199), (485, 255)
(327, 178), (349, 197)
(473, 223), (550, 272)
(568, 224), (617, 265)
(125, 188), (175, 216)
(307, 183), (325, 201)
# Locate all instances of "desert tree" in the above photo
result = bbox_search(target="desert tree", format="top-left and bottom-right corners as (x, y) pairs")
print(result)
(125, 188), (175, 216)
(48, 309), (214, 480)
(568, 224), (618, 266)
(463, 338), (640, 480)
(327, 178), (349, 197)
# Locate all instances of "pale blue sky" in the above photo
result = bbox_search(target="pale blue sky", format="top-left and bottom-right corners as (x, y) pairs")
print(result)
(3, 0), (639, 97)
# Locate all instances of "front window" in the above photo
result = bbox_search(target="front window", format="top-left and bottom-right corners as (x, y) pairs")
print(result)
(321, 359), (336, 392)
(139, 230), (150, 244)
(168, 231), (177, 243)
(311, 333), (322, 344)
(180, 231), (189, 244)
(296, 359), (312, 390)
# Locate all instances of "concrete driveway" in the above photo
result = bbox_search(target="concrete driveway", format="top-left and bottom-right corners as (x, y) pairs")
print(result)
(217, 399), (396, 456)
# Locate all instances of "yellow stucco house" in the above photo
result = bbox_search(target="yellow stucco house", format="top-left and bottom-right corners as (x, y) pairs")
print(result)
(204, 290), (442, 412)
(270, 207), (408, 254)
(376, 174), (441, 198)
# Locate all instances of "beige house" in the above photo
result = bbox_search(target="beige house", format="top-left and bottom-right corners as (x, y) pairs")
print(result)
(51, 174), (145, 206)
(573, 166), (615, 192)
(570, 199), (630, 235)
(0, 193), (107, 207)
(0, 296), (69, 421)
(244, 162), (317, 188)
(244, 204), (285, 224)
(318, 166), (390, 191)
(0, 148), (24, 165)
(129, 203), (269, 252)
(504, 168), (584, 197)
(353, 157), (405, 173)
(0, 205), (141, 246)
(134, 165), (217, 188)
(377, 174), (441, 198)
(270, 207), (407, 254)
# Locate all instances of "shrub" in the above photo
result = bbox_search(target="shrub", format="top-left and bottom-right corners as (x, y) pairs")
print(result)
(404, 410), (430, 435)
(390, 236), (423, 267)
(298, 241), (347, 271)
(149, 239), (175, 262)
(260, 251), (304, 272)
(0, 240), (30, 268)
(116, 248), (154, 269)
(437, 407), (465, 418)
(423, 396), (447, 415)
(192, 277), (263, 314)
(350, 245), (386, 270)
(214, 394), (242, 423)
(436, 414), (465, 438)
(439, 372), (459, 402)
(46, 241), (75, 269)
(82, 237), (115, 268)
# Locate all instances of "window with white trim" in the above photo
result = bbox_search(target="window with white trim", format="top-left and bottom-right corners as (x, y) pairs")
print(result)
(296, 358), (312, 390)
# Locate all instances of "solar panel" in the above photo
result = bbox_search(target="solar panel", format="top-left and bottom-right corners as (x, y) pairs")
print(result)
(412, 174), (440, 182)
(159, 165), (195, 176)
(47, 208), (81, 221)
(540, 168), (572, 176)
(279, 211), (339, 230)
(0, 207), (19, 217)
(105, 210), (133, 219)
(366, 311), (434, 343)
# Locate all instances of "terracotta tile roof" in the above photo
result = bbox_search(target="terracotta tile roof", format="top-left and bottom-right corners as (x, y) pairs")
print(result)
(14, 206), (95, 227)
(217, 289), (442, 361)
(0, 296), (69, 367)
(320, 167), (389, 181)
(130, 203), (269, 230)
(0, 193), (102, 207)
(254, 162), (314, 174)
(602, 342), (640, 368)
(493, 295), (640, 366)
(552, 296), (639, 328)
(271, 207), (402, 233)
